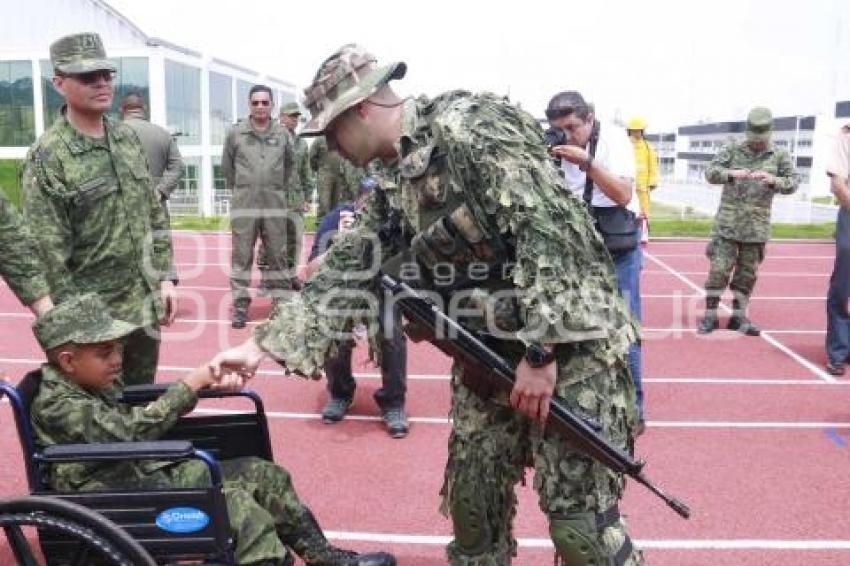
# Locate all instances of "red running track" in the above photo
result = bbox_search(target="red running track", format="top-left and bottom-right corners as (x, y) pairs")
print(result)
(1, 235), (849, 565)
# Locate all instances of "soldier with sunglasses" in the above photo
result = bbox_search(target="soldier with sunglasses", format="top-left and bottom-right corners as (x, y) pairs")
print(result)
(22, 32), (176, 386)
(222, 85), (296, 328)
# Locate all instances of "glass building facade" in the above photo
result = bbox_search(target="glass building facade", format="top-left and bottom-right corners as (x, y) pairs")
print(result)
(209, 71), (232, 145)
(165, 60), (201, 145)
(0, 61), (35, 146)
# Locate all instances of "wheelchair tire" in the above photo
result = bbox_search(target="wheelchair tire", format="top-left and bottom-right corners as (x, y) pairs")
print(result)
(0, 496), (156, 566)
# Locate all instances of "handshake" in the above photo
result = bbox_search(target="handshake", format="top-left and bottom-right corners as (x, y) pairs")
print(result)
(180, 337), (270, 394)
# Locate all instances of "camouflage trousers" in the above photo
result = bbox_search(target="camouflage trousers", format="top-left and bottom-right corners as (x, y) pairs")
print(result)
(79, 456), (307, 564)
(121, 326), (160, 386)
(704, 236), (766, 313)
(231, 210), (301, 309)
(441, 341), (643, 566)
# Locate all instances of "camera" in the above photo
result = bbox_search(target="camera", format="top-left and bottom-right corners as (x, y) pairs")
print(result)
(543, 127), (567, 148)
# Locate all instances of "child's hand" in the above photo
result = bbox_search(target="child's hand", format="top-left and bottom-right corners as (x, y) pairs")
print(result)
(209, 372), (246, 393)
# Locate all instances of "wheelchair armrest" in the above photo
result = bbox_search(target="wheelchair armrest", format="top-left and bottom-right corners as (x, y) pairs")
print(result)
(41, 440), (194, 461)
(120, 385), (265, 407)
(39, 442), (224, 486)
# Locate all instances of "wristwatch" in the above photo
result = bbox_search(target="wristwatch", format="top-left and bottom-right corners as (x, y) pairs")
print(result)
(524, 344), (556, 368)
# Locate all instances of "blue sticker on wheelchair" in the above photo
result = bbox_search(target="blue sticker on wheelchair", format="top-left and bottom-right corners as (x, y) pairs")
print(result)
(155, 507), (210, 533)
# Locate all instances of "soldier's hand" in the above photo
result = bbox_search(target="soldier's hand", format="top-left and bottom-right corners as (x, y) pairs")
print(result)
(728, 169), (751, 181)
(209, 337), (267, 380)
(160, 281), (178, 326)
(750, 170), (776, 185)
(209, 372), (246, 393)
(510, 358), (556, 426)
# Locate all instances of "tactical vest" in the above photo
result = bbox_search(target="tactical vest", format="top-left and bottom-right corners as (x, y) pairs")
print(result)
(391, 142), (523, 338)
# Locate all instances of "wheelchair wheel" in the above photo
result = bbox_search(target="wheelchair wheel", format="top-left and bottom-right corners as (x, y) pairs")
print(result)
(0, 496), (156, 566)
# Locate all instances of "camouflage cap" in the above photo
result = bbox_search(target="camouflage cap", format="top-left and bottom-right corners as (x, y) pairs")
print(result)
(50, 32), (117, 75)
(745, 106), (773, 142)
(33, 293), (138, 352)
(280, 101), (301, 116)
(301, 44), (406, 136)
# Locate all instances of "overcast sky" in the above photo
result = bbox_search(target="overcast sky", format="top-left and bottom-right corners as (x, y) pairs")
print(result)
(107, 0), (847, 132)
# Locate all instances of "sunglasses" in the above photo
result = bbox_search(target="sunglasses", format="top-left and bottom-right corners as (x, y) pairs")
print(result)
(251, 100), (271, 107)
(61, 70), (115, 85)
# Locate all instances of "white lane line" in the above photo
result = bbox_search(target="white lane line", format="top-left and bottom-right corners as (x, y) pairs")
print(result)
(643, 294), (825, 301)
(644, 251), (836, 383)
(324, 531), (850, 550)
(192, 408), (850, 430)
(640, 270), (828, 277)
(642, 328), (825, 334)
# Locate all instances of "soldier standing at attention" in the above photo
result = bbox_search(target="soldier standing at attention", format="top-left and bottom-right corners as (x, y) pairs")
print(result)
(120, 91), (183, 284)
(22, 32), (175, 385)
(222, 85), (295, 328)
(211, 45), (643, 566)
(697, 107), (799, 336)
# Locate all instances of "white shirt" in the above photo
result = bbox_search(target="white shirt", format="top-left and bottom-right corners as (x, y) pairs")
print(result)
(560, 122), (637, 210)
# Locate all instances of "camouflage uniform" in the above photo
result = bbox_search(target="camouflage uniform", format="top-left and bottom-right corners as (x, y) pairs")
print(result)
(0, 192), (50, 307)
(309, 136), (364, 221)
(222, 118), (297, 316)
(30, 294), (394, 566)
(258, 102), (314, 291)
(22, 33), (172, 386)
(254, 46), (642, 565)
(701, 107), (798, 329)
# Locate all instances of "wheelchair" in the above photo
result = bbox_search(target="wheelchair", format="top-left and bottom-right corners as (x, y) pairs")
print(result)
(0, 368), (275, 564)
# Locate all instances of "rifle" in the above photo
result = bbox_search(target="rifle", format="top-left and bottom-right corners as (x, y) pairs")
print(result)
(381, 273), (691, 519)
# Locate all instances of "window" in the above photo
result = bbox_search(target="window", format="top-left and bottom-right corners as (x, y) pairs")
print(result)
(797, 139), (812, 148)
(0, 60), (34, 146)
(168, 157), (200, 215)
(209, 71), (232, 145)
(774, 139), (788, 148)
(236, 80), (254, 121)
(41, 58), (149, 129)
(165, 60), (201, 145)
(701, 140), (712, 148)
(689, 140), (700, 150)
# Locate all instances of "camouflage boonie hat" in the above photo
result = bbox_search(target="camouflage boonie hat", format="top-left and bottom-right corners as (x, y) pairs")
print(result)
(745, 106), (773, 142)
(33, 294), (137, 352)
(50, 32), (116, 75)
(301, 44), (406, 136)
(280, 101), (301, 116)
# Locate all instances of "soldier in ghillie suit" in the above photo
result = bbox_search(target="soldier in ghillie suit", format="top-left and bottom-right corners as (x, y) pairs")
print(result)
(210, 45), (643, 565)
(30, 293), (396, 566)
(22, 32), (176, 385)
(698, 107), (799, 336)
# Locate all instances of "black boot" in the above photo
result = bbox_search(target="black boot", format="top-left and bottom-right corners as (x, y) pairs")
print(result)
(282, 506), (397, 566)
(728, 297), (760, 336)
(697, 310), (719, 334)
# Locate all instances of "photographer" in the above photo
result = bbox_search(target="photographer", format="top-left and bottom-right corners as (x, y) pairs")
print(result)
(546, 90), (646, 433)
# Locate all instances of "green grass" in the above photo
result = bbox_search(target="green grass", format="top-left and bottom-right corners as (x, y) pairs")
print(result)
(0, 159), (23, 207)
(650, 218), (835, 239)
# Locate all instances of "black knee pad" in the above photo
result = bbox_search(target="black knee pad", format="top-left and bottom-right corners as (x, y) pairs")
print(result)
(549, 507), (634, 566)
(449, 485), (492, 555)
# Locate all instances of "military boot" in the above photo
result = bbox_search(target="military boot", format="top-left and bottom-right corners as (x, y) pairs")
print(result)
(728, 297), (760, 336)
(283, 506), (397, 566)
(697, 310), (719, 334)
(232, 309), (248, 329)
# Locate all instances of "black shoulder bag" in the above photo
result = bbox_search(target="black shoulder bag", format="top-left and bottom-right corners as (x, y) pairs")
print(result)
(583, 122), (640, 254)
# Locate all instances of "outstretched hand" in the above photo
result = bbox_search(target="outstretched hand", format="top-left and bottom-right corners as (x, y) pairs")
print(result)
(209, 337), (267, 381)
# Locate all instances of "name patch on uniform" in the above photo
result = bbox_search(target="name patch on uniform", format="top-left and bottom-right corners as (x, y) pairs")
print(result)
(155, 507), (210, 533)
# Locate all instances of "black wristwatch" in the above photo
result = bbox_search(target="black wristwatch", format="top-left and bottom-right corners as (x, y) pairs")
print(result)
(524, 344), (556, 368)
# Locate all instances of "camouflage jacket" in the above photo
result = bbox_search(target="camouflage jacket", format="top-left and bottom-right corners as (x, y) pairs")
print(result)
(705, 141), (799, 242)
(22, 111), (172, 325)
(221, 119), (294, 210)
(0, 192), (49, 305)
(255, 92), (636, 376)
(291, 135), (314, 208)
(31, 364), (197, 491)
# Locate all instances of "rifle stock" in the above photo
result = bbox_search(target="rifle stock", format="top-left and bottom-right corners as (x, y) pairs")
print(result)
(381, 274), (690, 519)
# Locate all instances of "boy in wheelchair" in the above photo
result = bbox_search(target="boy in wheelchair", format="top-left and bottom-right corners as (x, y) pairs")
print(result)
(29, 293), (396, 566)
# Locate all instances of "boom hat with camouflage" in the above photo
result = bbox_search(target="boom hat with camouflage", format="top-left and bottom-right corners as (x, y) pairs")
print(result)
(50, 32), (116, 75)
(745, 106), (773, 142)
(32, 293), (138, 352)
(280, 101), (301, 116)
(301, 44), (406, 136)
